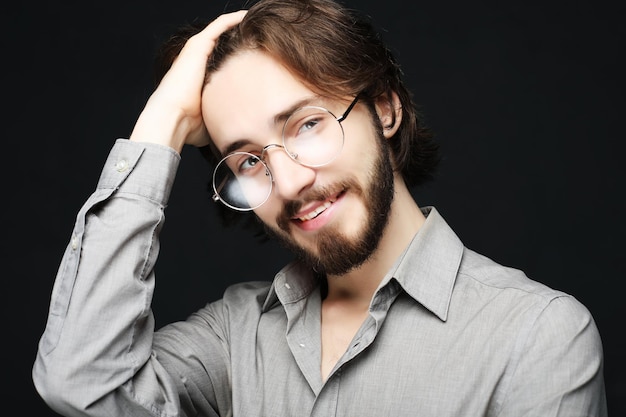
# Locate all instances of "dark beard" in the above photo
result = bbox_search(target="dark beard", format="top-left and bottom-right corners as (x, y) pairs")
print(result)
(262, 132), (395, 276)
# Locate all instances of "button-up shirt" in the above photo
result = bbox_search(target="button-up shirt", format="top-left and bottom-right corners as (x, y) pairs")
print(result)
(33, 139), (607, 417)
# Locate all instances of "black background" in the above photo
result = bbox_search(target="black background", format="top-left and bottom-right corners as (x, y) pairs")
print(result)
(3, 0), (624, 415)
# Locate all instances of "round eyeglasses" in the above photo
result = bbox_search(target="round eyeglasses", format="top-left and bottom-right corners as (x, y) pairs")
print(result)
(212, 95), (360, 211)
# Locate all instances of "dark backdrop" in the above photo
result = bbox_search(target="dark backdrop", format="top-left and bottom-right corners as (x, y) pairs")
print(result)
(3, 0), (624, 415)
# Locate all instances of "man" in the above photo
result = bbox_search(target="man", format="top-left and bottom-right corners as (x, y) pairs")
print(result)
(33, 1), (607, 416)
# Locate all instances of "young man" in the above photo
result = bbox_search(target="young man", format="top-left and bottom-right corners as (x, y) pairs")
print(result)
(33, 1), (607, 416)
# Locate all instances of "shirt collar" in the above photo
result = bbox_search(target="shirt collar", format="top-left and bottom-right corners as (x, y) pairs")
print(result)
(263, 261), (319, 312)
(263, 206), (464, 321)
(384, 206), (463, 321)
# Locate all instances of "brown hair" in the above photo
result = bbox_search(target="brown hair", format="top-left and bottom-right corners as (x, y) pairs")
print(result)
(155, 0), (440, 227)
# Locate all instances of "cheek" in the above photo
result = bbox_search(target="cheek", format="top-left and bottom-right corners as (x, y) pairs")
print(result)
(340, 112), (383, 167)
(340, 134), (380, 179)
(253, 199), (280, 227)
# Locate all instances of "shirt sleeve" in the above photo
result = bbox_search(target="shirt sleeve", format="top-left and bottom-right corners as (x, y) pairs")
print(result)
(32, 139), (228, 417)
(498, 294), (608, 416)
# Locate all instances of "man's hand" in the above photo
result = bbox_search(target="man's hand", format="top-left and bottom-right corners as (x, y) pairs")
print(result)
(129, 10), (247, 153)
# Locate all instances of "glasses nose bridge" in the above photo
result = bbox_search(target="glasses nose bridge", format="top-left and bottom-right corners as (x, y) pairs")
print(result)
(260, 143), (299, 166)
(259, 143), (286, 162)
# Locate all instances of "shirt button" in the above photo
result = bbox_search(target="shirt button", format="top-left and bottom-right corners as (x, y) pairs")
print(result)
(70, 236), (78, 250)
(115, 159), (129, 172)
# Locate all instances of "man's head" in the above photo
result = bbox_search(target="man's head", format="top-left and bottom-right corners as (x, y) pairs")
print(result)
(155, 0), (440, 274)
(200, 48), (397, 274)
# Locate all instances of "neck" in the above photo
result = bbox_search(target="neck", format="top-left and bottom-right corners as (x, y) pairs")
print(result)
(325, 175), (425, 303)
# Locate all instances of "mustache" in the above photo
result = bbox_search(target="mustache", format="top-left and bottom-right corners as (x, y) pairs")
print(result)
(276, 178), (363, 231)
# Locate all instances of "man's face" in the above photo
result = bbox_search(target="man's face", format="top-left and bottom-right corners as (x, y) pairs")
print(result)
(202, 50), (394, 275)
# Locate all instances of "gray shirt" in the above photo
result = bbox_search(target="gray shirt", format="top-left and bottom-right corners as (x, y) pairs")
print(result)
(33, 139), (607, 417)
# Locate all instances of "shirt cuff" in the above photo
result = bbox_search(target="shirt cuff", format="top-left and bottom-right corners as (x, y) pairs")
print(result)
(96, 139), (181, 205)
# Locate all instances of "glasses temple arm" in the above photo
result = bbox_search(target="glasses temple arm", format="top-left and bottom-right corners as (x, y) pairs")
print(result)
(336, 94), (361, 123)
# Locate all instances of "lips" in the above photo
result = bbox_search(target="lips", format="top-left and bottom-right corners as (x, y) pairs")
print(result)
(276, 184), (350, 233)
(291, 191), (343, 223)
(295, 199), (333, 222)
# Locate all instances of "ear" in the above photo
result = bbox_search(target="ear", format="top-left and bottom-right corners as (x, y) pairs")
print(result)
(374, 91), (402, 139)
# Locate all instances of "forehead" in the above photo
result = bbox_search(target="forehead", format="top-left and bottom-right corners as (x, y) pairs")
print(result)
(201, 50), (316, 149)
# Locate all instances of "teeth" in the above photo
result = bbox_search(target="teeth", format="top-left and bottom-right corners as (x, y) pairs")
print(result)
(298, 200), (333, 222)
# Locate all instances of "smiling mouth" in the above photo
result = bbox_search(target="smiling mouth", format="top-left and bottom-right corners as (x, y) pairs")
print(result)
(293, 192), (343, 222)
(296, 200), (333, 222)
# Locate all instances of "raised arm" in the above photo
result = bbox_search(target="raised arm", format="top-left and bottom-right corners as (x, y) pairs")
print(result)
(130, 10), (247, 152)
(32, 11), (246, 417)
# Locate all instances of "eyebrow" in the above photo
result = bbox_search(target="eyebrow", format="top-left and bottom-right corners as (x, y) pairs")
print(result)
(219, 95), (322, 157)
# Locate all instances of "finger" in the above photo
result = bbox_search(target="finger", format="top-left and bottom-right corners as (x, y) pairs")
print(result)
(158, 10), (247, 93)
(182, 10), (248, 58)
(196, 10), (248, 42)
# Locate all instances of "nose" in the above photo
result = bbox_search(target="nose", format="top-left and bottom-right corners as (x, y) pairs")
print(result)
(263, 145), (316, 200)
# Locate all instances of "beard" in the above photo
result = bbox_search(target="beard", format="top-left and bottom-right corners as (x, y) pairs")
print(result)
(262, 130), (395, 276)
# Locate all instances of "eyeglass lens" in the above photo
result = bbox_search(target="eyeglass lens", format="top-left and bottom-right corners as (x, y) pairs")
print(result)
(213, 106), (345, 211)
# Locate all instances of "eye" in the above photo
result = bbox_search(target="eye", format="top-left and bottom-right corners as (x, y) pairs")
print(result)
(238, 154), (261, 173)
(290, 110), (332, 139)
(297, 117), (321, 135)
(225, 152), (264, 177)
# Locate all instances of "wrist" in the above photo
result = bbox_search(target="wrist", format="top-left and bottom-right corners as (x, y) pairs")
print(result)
(129, 107), (196, 154)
